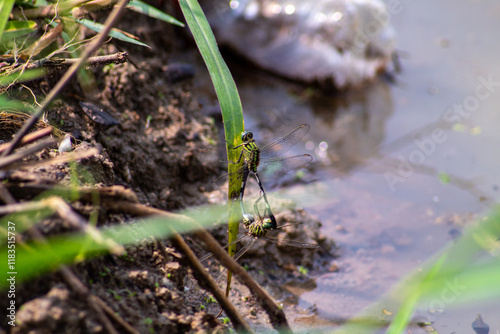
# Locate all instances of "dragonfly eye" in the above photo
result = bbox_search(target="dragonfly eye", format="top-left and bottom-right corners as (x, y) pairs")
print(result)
(262, 219), (274, 230)
(241, 131), (253, 142)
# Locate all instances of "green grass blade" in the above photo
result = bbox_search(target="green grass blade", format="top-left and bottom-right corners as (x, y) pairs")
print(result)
(0, 68), (47, 87)
(0, 20), (37, 42)
(336, 206), (500, 333)
(127, 0), (185, 27)
(0, 0), (15, 39)
(179, 0), (244, 296)
(0, 96), (35, 113)
(386, 254), (446, 333)
(0, 203), (229, 287)
(76, 18), (151, 48)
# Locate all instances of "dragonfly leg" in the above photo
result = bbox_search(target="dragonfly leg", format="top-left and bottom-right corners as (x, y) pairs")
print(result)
(228, 144), (244, 164)
(253, 195), (263, 221)
(239, 168), (254, 226)
(253, 172), (277, 229)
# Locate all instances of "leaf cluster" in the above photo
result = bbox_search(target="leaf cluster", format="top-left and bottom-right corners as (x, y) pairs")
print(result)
(0, 0), (182, 88)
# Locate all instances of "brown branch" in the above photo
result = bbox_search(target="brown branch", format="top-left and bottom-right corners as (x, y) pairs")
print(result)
(104, 202), (252, 332)
(59, 266), (140, 334)
(49, 197), (125, 255)
(18, 52), (129, 73)
(0, 183), (17, 204)
(0, 197), (124, 255)
(1, 0), (130, 157)
(170, 233), (253, 334)
(0, 127), (53, 154)
(0, 199), (47, 215)
(0, 138), (59, 169)
(105, 201), (292, 333)
(3, 182), (138, 204)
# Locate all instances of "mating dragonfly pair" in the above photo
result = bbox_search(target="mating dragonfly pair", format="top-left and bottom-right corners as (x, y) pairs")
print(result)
(211, 124), (319, 261)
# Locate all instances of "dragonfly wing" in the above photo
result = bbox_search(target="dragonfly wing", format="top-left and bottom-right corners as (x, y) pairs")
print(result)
(260, 124), (310, 159)
(258, 154), (313, 181)
(233, 237), (256, 261)
(199, 233), (250, 262)
(264, 235), (319, 249)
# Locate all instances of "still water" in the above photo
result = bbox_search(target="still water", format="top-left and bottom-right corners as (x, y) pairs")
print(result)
(221, 0), (500, 332)
(192, 0), (500, 331)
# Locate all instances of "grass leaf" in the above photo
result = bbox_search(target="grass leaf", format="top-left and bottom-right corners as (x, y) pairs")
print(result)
(0, 0), (16, 39)
(0, 202), (229, 286)
(0, 68), (47, 87)
(179, 0), (244, 296)
(127, 0), (184, 27)
(77, 18), (151, 48)
(0, 95), (35, 112)
(0, 20), (37, 42)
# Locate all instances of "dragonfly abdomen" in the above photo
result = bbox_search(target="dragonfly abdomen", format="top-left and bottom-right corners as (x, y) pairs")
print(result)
(248, 221), (267, 238)
(243, 141), (260, 173)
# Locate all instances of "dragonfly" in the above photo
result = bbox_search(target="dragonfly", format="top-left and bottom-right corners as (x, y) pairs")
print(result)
(199, 196), (319, 317)
(217, 124), (313, 227)
(200, 196), (319, 267)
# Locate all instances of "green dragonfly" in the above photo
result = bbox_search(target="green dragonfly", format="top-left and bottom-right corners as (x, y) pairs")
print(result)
(199, 196), (319, 318)
(200, 196), (319, 266)
(217, 124), (312, 227)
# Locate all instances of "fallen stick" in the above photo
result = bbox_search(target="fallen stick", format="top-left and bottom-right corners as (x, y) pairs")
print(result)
(0, 127), (53, 154)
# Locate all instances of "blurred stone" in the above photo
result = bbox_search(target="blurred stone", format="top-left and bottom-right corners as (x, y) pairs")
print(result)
(203, 0), (396, 88)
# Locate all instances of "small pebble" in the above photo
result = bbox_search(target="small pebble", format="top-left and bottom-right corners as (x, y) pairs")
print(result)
(472, 314), (489, 334)
(79, 101), (119, 126)
(58, 134), (72, 153)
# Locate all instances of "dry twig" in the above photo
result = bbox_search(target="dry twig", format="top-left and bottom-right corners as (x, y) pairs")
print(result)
(0, 127), (53, 154)
(171, 233), (254, 334)
(0, 138), (59, 169)
(9, 52), (129, 74)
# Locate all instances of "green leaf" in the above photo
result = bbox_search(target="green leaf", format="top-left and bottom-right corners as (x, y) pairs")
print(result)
(0, 202), (229, 287)
(179, 0), (244, 297)
(127, 0), (184, 27)
(0, 0), (16, 39)
(76, 18), (151, 48)
(0, 68), (47, 87)
(0, 20), (37, 42)
(0, 95), (35, 113)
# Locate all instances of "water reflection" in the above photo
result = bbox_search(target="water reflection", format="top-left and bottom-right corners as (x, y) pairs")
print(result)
(234, 73), (393, 172)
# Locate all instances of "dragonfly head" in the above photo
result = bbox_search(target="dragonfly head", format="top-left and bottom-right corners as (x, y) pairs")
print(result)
(242, 213), (254, 227)
(262, 218), (274, 231)
(241, 131), (253, 142)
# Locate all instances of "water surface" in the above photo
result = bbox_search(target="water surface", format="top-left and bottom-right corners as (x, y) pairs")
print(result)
(225, 0), (500, 332)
